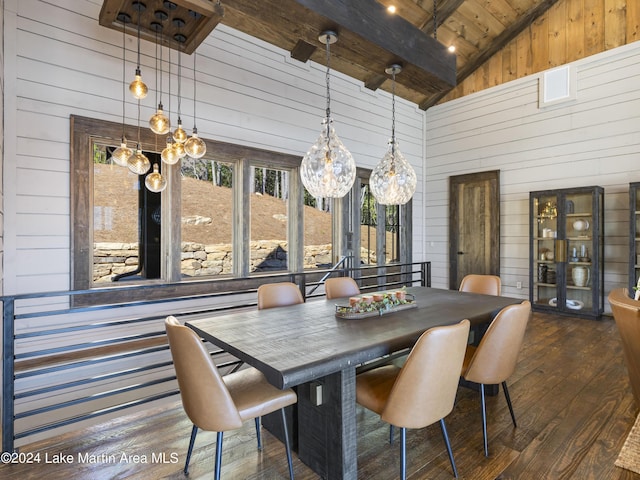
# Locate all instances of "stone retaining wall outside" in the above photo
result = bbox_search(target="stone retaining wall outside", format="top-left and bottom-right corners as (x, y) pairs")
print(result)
(93, 242), (378, 282)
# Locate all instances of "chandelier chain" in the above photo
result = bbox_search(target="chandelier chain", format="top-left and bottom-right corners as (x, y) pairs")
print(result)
(121, 18), (126, 140)
(192, 52), (197, 128)
(325, 37), (331, 140)
(433, 0), (438, 40)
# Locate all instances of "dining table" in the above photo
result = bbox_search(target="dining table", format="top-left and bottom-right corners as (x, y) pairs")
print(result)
(186, 286), (521, 480)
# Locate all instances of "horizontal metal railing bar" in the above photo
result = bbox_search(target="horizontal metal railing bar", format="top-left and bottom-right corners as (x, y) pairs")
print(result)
(15, 390), (180, 440)
(15, 345), (170, 379)
(15, 331), (167, 361)
(15, 374), (178, 420)
(15, 360), (176, 399)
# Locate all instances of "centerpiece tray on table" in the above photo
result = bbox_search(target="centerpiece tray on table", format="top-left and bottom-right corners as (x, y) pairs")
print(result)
(335, 289), (416, 319)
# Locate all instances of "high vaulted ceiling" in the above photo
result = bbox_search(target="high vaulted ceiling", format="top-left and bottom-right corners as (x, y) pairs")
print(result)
(218, 0), (560, 109)
(100, 0), (560, 109)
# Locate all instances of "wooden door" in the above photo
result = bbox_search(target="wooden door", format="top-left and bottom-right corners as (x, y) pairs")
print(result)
(449, 171), (500, 290)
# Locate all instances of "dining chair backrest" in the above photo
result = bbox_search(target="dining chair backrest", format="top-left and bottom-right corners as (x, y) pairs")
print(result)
(463, 301), (531, 385)
(257, 282), (304, 310)
(459, 274), (501, 296)
(325, 277), (361, 300)
(381, 319), (470, 429)
(608, 288), (640, 407)
(165, 316), (243, 432)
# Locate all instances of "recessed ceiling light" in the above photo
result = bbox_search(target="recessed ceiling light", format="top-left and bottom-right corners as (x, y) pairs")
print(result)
(387, 5), (396, 14)
(448, 45), (456, 53)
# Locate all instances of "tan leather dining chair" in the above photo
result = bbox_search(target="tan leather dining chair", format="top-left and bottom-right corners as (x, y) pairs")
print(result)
(356, 319), (471, 479)
(461, 300), (531, 456)
(165, 316), (297, 479)
(257, 282), (304, 310)
(459, 274), (502, 296)
(325, 276), (361, 300)
(608, 288), (640, 408)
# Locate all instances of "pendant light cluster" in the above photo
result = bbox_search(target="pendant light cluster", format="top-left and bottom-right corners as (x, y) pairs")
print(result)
(300, 31), (416, 205)
(112, 0), (206, 194)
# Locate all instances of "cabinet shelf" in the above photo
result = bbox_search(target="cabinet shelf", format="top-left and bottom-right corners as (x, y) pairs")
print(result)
(530, 186), (604, 319)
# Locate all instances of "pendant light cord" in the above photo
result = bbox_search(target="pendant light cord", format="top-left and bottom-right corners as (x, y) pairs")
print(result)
(177, 47), (182, 122)
(391, 69), (396, 156)
(433, 0), (438, 40)
(325, 37), (331, 141)
(121, 18), (127, 141)
(192, 52), (197, 129)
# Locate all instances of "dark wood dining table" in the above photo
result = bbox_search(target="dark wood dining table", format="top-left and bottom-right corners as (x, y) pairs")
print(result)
(186, 286), (521, 480)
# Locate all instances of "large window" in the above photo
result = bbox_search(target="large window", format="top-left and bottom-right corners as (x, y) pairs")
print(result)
(71, 116), (412, 294)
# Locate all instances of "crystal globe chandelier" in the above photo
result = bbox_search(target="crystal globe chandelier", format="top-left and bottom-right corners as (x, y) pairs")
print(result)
(300, 31), (356, 199)
(145, 163), (168, 192)
(369, 64), (416, 205)
(149, 13), (170, 135)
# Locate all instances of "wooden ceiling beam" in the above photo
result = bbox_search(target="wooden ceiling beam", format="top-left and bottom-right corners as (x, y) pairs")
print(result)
(419, 0), (465, 36)
(419, 0), (562, 110)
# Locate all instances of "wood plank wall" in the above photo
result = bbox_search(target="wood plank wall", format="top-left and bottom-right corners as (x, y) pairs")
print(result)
(425, 40), (640, 306)
(442, 0), (640, 104)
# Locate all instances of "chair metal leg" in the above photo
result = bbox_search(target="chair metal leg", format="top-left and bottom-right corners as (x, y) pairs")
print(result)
(480, 383), (489, 457)
(281, 408), (295, 480)
(214, 431), (224, 480)
(439, 419), (458, 478)
(255, 417), (262, 450)
(502, 381), (517, 427)
(390, 424), (395, 444)
(400, 427), (407, 480)
(184, 424), (198, 475)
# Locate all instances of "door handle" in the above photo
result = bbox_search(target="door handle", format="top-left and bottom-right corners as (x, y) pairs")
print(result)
(457, 251), (464, 255)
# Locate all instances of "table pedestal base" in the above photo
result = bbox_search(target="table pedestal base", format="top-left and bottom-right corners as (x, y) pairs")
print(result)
(297, 368), (358, 480)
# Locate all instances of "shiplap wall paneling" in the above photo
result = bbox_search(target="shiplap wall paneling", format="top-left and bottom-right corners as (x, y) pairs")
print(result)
(425, 41), (640, 309)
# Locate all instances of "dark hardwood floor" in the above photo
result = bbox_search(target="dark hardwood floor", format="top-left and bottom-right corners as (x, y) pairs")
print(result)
(2, 311), (640, 479)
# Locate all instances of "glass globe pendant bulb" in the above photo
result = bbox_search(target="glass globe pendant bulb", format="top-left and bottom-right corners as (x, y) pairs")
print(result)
(184, 127), (206, 159)
(173, 119), (188, 144)
(172, 141), (186, 159)
(112, 138), (133, 167)
(369, 139), (417, 205)
(300, 117), (356, 198)
(161, 137), (180, 165)
(145, 163), (167, 193)
(127, 146), (151, 175)
(129, 67), (148, 100)
(149, 103), (170, 135)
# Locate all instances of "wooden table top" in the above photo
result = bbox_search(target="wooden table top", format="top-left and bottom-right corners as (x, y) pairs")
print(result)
(186, 287), (521, 389)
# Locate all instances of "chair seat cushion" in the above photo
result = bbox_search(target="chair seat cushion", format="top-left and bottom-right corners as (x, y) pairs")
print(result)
(225, 368), (297, 421)
(356, 365), (401, 415)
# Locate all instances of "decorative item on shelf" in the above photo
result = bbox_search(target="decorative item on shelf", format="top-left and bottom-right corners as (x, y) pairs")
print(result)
(539, 201), (557, 220)
(546, 269), (556, 284)
(370, 64), (417, 205)
(129, 1), (148, 100)
(549, 298), (583, 310)
(545, 250), (554, 261)
(565, 199), (575, 214)
(111, 13), (134, 167)
(184, 51), (206, 159)
(572, 266), (590, 287)
(300, 30), (356, 199)
(573, 218), (589, 232)
(537, 264), (548, 283)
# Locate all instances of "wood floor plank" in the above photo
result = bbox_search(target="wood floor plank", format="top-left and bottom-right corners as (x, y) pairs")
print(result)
(1, 312), (640, 479)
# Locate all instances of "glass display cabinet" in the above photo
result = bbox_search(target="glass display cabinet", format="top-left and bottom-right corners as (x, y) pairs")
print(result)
(529, 186), (604, 319)
(630, 182), (640, 297)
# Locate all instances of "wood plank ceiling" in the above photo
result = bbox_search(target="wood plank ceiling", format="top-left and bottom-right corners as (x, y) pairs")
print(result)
(100, 0), (560, 110)
(217, 0), (560, 109)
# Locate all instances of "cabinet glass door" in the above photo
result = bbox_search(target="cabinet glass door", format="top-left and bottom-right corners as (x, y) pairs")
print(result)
(533, 194), (559, 309)
(565, 192), (594, 312)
